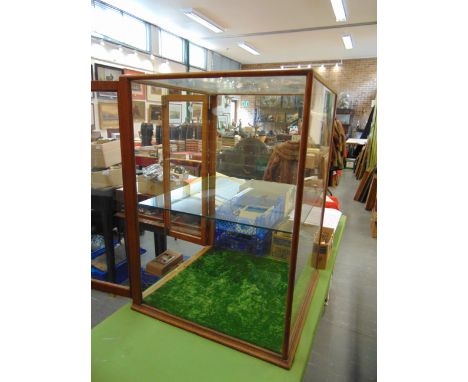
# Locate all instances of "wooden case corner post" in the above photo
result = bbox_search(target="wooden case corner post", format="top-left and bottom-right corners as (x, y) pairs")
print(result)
(314, 80), (338, 269)
(117, 76), (142, 304)
(281, 71), (314, 362)
(208, 95), (218, 245)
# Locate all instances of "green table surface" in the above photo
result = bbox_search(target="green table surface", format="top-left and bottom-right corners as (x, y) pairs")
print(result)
(92, 216), (346, 382)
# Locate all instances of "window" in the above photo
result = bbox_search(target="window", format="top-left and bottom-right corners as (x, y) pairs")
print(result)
(92, 1), (148, 51)
(189, 43), (206, 69)
(159, 30), (184, 63)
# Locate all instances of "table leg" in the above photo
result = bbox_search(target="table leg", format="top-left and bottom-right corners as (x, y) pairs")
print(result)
(102, 211), (116, 283)
(153, 231), (167, 256)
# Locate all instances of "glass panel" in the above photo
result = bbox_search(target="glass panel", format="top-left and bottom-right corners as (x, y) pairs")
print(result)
(92, 1), (147, 51)
(91, 91), (130, 286)
(159, 30), (184, 63)
(131, 79), (314, 353)
(189, 43), (206, 69)
(134, 75), (306, 95)
(167, 98), (205, 240)
(132, 84), (166, 224)
(290, 78), (336, 327)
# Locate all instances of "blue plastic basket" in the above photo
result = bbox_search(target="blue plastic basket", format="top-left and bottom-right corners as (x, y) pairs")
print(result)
(214, 220), (272, 256)
(91, 240), (119, 260)
(91, 244), (146, 284)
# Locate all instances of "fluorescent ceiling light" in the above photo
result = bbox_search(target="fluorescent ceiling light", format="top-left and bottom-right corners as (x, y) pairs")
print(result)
(238, 41), (260, 55)
(182, 8), (224, 33)
(342, 34), (353, 49)
(330, 0), (347, 22)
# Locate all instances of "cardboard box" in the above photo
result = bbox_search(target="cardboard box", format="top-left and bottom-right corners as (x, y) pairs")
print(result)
(137, 176), (185, 195)
(91, 139), (121, 168)
(91, 166), (122, 189)
(312, 227), (334, 269)
(137, 176), (164, 195)
(271, 228), (292, 261)
(145, 249), (183, 277)
(305, 148), (320, 169)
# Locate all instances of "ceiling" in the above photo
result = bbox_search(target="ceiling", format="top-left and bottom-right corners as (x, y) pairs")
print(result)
(104, 0), (376, 64)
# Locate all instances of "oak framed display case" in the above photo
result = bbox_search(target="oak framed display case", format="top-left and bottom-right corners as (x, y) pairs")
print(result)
(111, 69), (336, 369)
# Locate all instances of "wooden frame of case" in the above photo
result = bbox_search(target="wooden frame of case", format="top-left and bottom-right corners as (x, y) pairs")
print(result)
(90, 80), (131, 298)
(92, 69), (337, 368)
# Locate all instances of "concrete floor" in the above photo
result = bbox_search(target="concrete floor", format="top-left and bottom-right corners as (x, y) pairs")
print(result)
(91, 169), (377, 380)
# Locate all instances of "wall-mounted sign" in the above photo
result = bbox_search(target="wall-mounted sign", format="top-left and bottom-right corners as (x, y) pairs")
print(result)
(241, 100), (249, 107)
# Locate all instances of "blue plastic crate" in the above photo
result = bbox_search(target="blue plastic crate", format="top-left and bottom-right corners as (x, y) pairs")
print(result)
(140, 268), (160, 289)
(214, 220), (272, 256)
(91, 239), (119, 260)
(91, 244), (146, 284)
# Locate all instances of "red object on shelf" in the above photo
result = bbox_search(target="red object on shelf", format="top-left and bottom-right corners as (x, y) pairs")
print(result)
(325, 196), (340, 210)
(135, 156), (158, 167)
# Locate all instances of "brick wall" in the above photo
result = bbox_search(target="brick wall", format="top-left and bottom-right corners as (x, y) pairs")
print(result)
(242, 58), (377, 128)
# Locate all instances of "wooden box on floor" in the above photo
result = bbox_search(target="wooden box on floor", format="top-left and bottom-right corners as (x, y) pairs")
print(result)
(145, 249), (183, 277)
(312, 227), (334, 269)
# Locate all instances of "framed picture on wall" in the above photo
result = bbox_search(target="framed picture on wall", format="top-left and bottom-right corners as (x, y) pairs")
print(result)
(132, 101), (146, 122)
(98, 102), (119, 129)
(168, 88), (182, 95)
(148, 104), (162, 123)
(191, 103), (203, 122)
(169, 103), (182, 124)
(124, 69), (146, 100)
(147, 86), (164, 101)
(95, 64), (123, 99)
(95, 63), (123, 81)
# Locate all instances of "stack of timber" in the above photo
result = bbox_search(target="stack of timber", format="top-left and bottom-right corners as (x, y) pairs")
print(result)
(354, 168), (377, 209)
(354, 145), (368, 180)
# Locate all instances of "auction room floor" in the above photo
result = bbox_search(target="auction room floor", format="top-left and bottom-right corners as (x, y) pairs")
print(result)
(91, 169), (377, 381)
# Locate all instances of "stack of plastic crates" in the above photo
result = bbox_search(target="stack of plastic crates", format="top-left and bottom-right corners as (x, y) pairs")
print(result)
(91, 238), (146, 284)
(214, 220), (272, 256)
(214, 191), (286, 256)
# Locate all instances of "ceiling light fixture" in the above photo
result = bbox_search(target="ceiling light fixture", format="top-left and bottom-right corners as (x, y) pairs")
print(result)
(238, 41), (260, 55)
(182, 8), (224, 33)
(342, 34), (353, 49)
(330, 0), (347, 22)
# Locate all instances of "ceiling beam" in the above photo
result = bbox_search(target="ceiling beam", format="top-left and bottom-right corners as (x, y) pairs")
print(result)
(203, 21), (377, 40)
